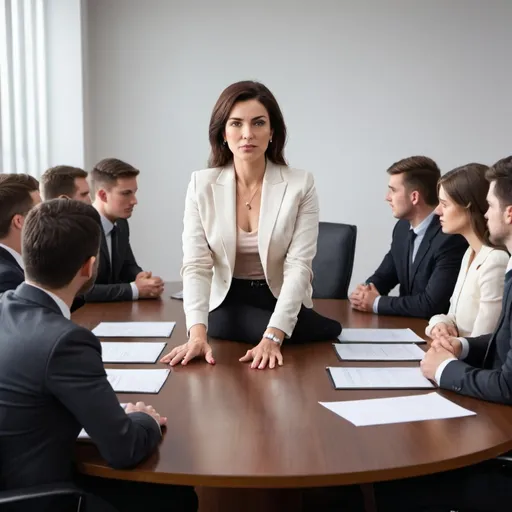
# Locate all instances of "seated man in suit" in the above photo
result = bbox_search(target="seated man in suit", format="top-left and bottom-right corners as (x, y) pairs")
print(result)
(86, 158), (164, 302)
(350, 156), (467, 318)
(40, 165), (92, 203)
(0, 199), (197, 512)
(0, 173), (40, 293)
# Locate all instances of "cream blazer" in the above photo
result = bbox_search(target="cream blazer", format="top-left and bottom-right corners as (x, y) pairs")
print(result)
(426, 245), (509, 337)
(181, 162), (318, 337)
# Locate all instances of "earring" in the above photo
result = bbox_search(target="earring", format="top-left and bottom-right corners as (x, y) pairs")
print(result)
(223, 140), (227, 146)
(269, 138), (273, 143)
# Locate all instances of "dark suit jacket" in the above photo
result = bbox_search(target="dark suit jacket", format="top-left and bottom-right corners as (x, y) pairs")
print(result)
(440, 271), (512, 404)
(0, 284), (161, 490)
(366, 216), (467, 318)
(85, 218), (142, 302)
(0, 246), (85, 311)
(0, 246), (24, 294)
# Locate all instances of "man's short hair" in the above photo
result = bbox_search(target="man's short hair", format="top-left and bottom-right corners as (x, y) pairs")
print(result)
(89, 158), (140, 196)
(387, 156), (441, 206)
(486, 156), (512, 209)
(22, 199), (101, 289)
(40, 166), (88, 200)
(0, 174), (39, 238)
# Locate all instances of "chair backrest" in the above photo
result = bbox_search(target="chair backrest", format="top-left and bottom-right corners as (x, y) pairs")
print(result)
(312, 222), (357, 299)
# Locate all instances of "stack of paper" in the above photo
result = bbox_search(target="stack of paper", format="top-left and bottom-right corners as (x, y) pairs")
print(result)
(326, 367), (434, 389)
(338, 328), (425, 344)
(106, 369), (170, 393)
(319, 392), (476, 426)
(101, 342), (167, 363)
(333, 343), (425, 361)
(93, 322), (176, 338)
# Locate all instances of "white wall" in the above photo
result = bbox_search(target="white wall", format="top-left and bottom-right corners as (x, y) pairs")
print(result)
(45, 0), (86, 168)
(85, 0), (512, 288)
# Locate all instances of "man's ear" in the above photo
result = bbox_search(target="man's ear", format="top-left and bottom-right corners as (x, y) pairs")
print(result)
(98, 189), (108, 203)
(80, 256), (96, 279)
(410, 190), (420, 206)
(58, 194), (71, 200)
(504, 205), (512, 225)
(11, 214), (24, 231)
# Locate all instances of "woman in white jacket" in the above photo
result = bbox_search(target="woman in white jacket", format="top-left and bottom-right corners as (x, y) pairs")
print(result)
(426, 163), (509, 339)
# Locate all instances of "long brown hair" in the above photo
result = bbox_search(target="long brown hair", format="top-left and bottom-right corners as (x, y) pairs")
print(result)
(438, 163), (496, 247)
(208, 81), (287, 168)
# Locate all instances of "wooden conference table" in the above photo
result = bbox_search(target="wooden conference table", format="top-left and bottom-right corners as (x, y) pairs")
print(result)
(73, 283), (512, 510)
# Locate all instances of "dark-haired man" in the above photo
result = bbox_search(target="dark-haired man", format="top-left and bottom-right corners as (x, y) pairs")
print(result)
(0, 199), (197, 512)
(0, 174), (41, 293)
(350, 156), (467, 318)
(40, 165), (91, 203)
(87, 158), (164, 302)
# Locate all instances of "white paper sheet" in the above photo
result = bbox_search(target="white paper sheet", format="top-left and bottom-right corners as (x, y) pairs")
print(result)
(101, 342), (166, 363)
(319, 392), (476, 426)
(333, 343), (425, 361)
(338, 328), (425, 343)
(92, 322), (176, 338)
(106, 369), (170, 393)
(327, 367), (434, 389)
(78, 404), (127, 440)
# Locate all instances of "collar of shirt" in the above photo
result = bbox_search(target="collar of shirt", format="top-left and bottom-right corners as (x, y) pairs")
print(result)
(99, 213), (115, 237)
(410, 210), (436, 237)
(506, 255), (512, 274)
(0, 243), (24, 270)
(25, 283), (71, 319)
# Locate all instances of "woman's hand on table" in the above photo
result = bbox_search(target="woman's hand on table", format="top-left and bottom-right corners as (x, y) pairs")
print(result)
(160, 337), (215, 366)
(239, 329), (285, 369)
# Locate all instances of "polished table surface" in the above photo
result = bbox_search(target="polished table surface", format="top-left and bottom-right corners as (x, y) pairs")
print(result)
(73, 284), (512, 488)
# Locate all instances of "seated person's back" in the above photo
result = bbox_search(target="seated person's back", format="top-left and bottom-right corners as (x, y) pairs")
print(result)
(86, 158), (164, 302)
(350, 156), (467, 318)
(0, 199), (196, 512)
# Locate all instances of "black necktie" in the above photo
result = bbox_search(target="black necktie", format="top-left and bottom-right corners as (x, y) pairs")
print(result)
(110, 225), (118, 280)
(407, 229), (417, 284)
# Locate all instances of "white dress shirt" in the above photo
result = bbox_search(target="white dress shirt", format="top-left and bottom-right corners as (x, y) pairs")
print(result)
(0, 243), (24, 270)
(435, 254), (512, 384)
(373, 211), (436, 313)
(99, 214), (139, 300)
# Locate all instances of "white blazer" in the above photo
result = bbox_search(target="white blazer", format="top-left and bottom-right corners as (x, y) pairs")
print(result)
(181, 161), (319, 337)
(426, 245), (509, 337)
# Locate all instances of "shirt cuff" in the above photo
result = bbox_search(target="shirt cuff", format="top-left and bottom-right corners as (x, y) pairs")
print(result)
(435, 358), (457, 385)
(130, 282), (139, 300)
(372, 296), (380, 314)
(458, 337), (469, 360)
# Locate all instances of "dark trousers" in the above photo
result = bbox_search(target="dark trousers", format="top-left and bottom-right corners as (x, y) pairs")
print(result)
(208, 278), (342, 343)
(375, 460), (512, 512)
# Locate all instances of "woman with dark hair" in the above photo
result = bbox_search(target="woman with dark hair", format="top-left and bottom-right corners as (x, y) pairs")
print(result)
(426, 163), (509, 338)
(161, 81), (341, 370)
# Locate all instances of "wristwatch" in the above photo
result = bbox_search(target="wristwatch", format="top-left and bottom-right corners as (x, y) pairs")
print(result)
(264, 332), (282, 346)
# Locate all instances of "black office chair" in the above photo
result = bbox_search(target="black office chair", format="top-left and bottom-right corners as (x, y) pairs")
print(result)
(0, 482), (85, 510)
(312, 222), (357, 299)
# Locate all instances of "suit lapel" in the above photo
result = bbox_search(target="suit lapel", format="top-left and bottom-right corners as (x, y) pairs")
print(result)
(258, 162), (287, 272)
(409, 216), (439, 286)
(212, 165), (237, 272)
